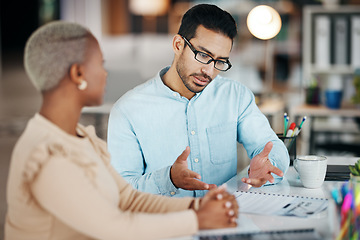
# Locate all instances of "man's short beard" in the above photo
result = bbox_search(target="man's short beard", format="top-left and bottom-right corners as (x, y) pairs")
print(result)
(176, 60), (201, 94)
(176, 57), (212, 94)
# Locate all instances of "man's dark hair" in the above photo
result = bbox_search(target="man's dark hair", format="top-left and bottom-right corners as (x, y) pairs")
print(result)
(178, 4), (237, 41)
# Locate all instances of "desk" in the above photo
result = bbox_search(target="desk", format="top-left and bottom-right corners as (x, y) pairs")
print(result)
(169, 156), (359, 240)
(289, 104), (360, 155)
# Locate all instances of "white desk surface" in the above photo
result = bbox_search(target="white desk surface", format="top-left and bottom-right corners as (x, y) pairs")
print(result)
(168, 156), (359, 240)
(82, 102), (113, 114)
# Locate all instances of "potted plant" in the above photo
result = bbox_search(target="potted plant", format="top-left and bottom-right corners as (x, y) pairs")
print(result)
(351, 69), (360, 107)
(305, 78), (320, 105)
(349, 159), (360, 176)
(347, 159), (360, 238)
(349, 159), (360, 191)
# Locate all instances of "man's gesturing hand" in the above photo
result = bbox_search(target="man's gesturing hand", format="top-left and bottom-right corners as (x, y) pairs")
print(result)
(170, 147), (215, 190)
(241, 141), (284, 188)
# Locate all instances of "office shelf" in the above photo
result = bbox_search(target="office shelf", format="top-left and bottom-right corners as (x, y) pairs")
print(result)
(302, 5), (360, 86)
(290, 104), (360, 155)
(309, 65), (355, 75)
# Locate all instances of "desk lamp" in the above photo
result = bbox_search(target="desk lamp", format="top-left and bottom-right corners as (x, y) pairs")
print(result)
(247, 5), (282, 92)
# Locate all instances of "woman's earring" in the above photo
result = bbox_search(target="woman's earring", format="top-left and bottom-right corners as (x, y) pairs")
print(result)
(78, 80), (88, 91)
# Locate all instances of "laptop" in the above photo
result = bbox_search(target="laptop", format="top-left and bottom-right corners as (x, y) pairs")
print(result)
(325, 164), (351, 181)
(198, 229), (322, 240)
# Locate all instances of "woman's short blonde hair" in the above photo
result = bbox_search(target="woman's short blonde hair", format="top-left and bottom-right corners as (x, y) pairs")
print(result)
(24, 21), (92, 91)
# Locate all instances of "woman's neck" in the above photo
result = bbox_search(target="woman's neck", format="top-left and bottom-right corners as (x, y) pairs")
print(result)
(39, 91), (82, 137)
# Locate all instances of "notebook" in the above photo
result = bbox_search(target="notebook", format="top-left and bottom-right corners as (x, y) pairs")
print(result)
(234, 191), (328, 218)
(198, 228), (322, 240)
(325, 164), (351, 181)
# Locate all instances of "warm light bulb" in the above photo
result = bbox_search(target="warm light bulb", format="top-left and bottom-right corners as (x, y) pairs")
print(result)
(129, 0), (170, 16)
(247, 5), (282, 40)
(257, 7), (273, 25)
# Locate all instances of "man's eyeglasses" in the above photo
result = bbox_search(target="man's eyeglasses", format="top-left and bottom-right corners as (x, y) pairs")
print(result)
(181, 36), (232, 72)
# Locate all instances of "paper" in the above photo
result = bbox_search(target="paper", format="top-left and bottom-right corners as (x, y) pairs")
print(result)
(234, 191), (328, 218)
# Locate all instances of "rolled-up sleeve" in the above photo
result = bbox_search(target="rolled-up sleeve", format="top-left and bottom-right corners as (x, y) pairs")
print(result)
(237, 87), (289, 184)
(108, 103), (180, 196)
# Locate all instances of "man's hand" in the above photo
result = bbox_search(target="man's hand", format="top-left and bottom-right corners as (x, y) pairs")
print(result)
(241, 141), (284, 188)
(196, 185), (239, 229)
(170, 147), (216, 190)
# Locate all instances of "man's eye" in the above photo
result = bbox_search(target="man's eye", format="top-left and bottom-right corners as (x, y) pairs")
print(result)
(216, 61), (226, 67)
(198, 52), (210, 59)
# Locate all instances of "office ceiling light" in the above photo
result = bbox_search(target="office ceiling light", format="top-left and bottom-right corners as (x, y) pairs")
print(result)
(247, 5), (282, 40)
(129, 0), (170, 16)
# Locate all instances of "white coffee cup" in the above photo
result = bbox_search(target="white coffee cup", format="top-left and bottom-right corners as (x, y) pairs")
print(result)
(294, 155), (328, 189)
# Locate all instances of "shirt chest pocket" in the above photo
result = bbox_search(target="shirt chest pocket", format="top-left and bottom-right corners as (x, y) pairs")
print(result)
(206, 122), (237, 165)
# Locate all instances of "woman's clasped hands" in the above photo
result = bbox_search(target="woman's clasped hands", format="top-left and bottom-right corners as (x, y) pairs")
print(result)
(195, 185), (239, 229)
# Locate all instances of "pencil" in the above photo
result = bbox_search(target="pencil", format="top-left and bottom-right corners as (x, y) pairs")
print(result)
(283, 113), (288, 137)
(299, 116), (307, 129)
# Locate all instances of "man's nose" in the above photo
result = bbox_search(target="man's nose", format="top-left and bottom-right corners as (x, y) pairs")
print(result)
(200, 62), (215, 77)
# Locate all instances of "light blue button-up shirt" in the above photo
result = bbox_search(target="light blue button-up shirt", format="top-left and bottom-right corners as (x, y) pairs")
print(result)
(108, 67), (289, 197)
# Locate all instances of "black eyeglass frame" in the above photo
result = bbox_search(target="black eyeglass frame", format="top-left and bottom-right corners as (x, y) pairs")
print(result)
(181, 36), (232, 72)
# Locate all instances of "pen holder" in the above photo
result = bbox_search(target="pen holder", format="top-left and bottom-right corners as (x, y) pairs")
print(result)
(277, 134), (297, 166)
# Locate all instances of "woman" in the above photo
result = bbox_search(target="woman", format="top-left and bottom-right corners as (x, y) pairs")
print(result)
(5, 21), (238, 240)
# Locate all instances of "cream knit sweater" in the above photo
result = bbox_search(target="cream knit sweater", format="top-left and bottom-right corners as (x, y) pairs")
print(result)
(5, 114), (198, 240)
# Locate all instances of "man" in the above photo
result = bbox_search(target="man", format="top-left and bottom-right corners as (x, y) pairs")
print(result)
(108, 4), (289, 198)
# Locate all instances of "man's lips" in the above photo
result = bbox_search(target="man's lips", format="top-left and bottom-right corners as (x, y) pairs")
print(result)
(192, 75), (210, 86)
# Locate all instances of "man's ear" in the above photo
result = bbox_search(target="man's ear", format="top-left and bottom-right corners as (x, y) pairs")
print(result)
(69, 63), (84, 85)
(172, 34), (185, 56)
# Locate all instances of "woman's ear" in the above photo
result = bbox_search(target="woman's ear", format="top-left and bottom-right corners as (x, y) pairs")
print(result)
(172, 34), (185, 56)
(69, 63), (85, 85)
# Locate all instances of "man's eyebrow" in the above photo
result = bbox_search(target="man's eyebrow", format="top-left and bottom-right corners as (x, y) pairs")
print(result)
(198, 45), (229, 60)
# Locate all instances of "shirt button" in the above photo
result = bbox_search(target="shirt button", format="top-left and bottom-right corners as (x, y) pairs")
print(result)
(170, 191), (176, 196)
(191, 130), (195, 135)
(173, 93), (177, 97)
(194, 158), (199, 163)
(188, 102), (191, 106)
